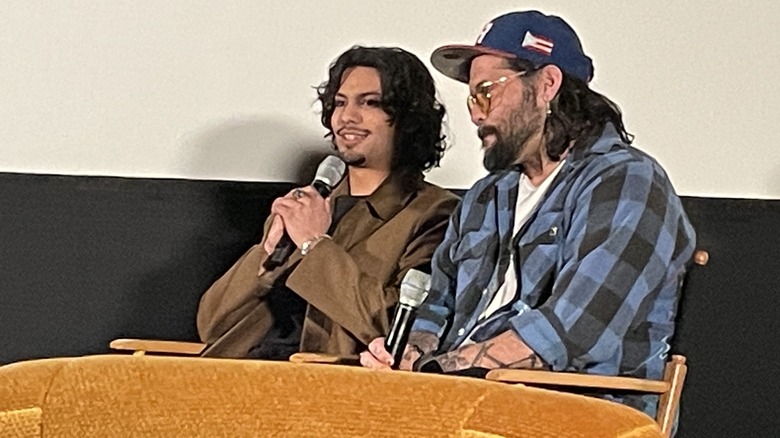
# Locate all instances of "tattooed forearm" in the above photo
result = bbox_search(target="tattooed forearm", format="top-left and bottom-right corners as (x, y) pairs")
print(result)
(407, 331), (439, 355)
(432, 331), (549, 372)
(435, 351), (474, 372)
(504, 353), (548, 369)
(471, 341), (547, 369)
(399, 331), (440, 370)
(472, 340), (506, 367)
(433, 341), (500, 372)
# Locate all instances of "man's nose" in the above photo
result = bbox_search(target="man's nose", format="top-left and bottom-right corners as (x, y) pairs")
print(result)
(340, 102), (362, 124)
(469, 103), (486, 126)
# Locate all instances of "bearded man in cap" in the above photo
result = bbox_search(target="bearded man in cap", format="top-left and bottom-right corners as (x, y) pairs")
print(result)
(361, 10), (696, 417)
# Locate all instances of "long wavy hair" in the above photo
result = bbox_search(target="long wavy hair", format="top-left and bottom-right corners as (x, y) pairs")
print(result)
(507, 58), (634, 161)
(317, 46), (447, 173)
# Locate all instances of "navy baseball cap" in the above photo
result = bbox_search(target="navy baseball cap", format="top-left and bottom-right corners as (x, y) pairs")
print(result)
(431, 11), (594, 83)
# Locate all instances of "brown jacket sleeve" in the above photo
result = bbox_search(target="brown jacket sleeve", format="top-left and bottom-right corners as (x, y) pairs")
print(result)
(195, 215), (301, 344)
(285, 191), (458, 345)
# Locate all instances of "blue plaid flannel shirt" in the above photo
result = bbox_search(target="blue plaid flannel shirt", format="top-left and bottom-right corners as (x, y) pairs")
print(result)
(413, 124), (696, 416)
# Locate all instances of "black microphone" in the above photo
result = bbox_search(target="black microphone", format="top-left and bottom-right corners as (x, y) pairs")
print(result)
(263, 155), (346, 270)
(385, 269), (431, 369)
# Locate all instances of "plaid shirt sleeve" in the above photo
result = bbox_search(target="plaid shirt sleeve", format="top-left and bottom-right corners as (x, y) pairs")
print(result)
(411, 201), (462, 339)
(510, 157), (695, 373)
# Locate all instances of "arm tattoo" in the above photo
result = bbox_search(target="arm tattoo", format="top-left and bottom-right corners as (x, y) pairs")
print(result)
(504, 353), (548, 369)
(436, 339), (549, 372)
(436, 351), (474, 372)
(476, 338), (549, 370)
(407, 331), (439, 354)
(402, 331), (440, 370)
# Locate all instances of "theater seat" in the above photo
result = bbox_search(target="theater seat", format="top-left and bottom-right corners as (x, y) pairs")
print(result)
(0, 355), (662, 437)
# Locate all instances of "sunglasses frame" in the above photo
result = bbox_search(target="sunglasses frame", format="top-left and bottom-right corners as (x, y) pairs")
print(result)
(467, 70), (529, 115)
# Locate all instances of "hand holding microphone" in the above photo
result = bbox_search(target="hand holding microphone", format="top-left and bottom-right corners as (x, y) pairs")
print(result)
(360, 269), (431, 371)
(268, 186), (331, 243)
(263, 156), (346, 269)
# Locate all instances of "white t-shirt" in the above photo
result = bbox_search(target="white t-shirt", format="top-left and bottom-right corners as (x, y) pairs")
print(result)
(463, 160), (566, 344)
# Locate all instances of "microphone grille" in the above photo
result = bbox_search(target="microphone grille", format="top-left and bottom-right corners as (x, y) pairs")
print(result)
(313, 155), (347, 188)
(399, 269), (431, 308)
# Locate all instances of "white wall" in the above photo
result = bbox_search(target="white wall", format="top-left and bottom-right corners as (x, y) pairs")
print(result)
(1, 1), (778, 199)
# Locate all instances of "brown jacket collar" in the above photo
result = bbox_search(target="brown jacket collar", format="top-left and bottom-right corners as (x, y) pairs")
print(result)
(330, 169), (424, 221)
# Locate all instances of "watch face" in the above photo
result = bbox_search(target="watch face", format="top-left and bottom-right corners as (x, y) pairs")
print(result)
(301, 238), (315, 256)
(301, 235), (330, 256)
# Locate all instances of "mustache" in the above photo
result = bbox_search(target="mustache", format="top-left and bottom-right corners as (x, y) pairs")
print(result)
(336, 127), (370, 136)
(478, 125), (499, 141)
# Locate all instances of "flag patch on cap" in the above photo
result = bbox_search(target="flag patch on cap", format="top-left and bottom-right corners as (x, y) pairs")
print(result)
(521, 31), (554, 56)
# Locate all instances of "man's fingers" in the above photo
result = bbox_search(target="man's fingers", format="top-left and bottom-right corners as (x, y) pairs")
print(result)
(287, 187), (308, 199)
(368, 337), (393, 366)
(298, 186), (318, 197)
(398, 346), (420, 371)
(285, 185), (317, 201)
(360, 350), (391, 371)
(359, 351), (375, 368)
(267, 220), (282, 242)
(274, 188), (327, 214)
(271, 198), (300, 216)
(263, 215), (285, 255)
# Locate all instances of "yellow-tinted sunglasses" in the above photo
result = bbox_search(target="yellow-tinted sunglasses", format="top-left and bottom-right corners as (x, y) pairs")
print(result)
(467, 71), (528, 115)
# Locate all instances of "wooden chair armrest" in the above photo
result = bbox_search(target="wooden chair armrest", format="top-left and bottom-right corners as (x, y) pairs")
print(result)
(288, 352), (360, 366)
(485, 368), (670, 393)
(109, 338), (207, 356)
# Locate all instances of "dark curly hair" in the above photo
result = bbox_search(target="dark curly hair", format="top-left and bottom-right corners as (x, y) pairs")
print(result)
(506, 58), (634, 161)
(317, 46), (447, 173)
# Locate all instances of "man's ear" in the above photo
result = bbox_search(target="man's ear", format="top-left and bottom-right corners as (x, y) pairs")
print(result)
(537, 65), (564, 104)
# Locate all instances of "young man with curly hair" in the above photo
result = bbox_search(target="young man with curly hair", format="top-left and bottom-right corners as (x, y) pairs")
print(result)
(197, 46), (459, 360)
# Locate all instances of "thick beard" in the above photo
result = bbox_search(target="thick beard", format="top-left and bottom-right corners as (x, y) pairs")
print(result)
(481, 88), (544, 172)
(481, 125), (518, 172)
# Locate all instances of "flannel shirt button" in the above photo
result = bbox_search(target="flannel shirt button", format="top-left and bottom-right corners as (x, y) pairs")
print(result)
(457, 328), (465, 336)
(482, 288), (488, 295)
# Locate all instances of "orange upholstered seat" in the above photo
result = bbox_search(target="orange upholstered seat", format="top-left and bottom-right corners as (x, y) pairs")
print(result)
(0, 355), (661, 437)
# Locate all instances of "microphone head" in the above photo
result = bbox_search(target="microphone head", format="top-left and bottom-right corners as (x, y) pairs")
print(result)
(399, 269), (431, 308)
(313, 155), (347, 188)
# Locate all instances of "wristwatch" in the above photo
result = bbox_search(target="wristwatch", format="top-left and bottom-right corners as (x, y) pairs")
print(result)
(300, 234), (331, 256)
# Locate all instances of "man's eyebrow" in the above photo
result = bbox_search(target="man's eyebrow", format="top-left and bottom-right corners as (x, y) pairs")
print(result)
(335, 91), (382, 99)
(468, 77), (492, 91)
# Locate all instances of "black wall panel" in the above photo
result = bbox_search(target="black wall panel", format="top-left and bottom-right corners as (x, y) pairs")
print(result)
(1, 172), (778, 437)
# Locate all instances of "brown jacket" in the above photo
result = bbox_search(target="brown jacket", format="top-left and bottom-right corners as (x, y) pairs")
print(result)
(196, 172), (459, 358)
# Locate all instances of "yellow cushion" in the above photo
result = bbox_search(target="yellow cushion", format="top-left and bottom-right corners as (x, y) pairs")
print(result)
(0, 355), (661, 437)
(0, 407), (42, 438)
